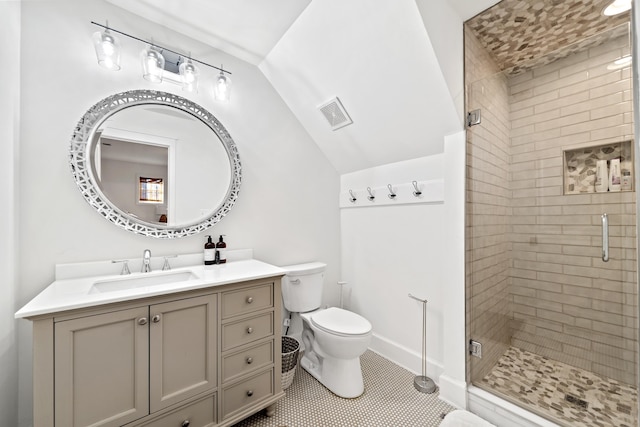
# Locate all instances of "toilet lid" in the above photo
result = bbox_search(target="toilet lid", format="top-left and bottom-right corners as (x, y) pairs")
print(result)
(310, 307), (372, 336)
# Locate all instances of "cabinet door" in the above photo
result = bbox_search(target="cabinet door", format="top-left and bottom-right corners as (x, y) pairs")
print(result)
(149, 294), (217, 412)
(55, 306), (150, 427)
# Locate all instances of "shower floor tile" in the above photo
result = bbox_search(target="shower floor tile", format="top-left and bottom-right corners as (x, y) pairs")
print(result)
(480, 346), (638, 427)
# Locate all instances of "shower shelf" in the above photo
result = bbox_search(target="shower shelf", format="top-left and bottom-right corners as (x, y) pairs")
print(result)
(563, 140), (634, 195)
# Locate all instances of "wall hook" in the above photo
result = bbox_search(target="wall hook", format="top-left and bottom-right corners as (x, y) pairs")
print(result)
(387, 184), (397, 199)
(412, 180), (422, 197)
(349, 189), (357, 203)
(367, 187), (375, 201)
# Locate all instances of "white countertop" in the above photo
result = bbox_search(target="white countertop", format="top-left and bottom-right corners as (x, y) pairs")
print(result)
(16, 259), (286, 319)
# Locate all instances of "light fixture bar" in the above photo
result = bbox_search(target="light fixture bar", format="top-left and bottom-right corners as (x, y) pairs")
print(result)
(90, 21), (232, 75)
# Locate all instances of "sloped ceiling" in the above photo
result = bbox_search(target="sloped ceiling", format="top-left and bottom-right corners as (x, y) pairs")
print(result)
(106, 0), (496, 174)
(105, 0), (312, 65)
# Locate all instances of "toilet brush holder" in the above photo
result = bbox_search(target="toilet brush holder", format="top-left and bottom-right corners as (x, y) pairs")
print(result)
(409, 293), (437, 394)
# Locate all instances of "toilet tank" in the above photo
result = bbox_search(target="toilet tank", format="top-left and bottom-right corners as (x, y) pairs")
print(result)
(280, 262), (326, 312)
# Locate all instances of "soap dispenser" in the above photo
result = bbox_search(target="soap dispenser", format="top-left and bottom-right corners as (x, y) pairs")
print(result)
(216, 235), (227, 264)
(204, 235), (215, 265)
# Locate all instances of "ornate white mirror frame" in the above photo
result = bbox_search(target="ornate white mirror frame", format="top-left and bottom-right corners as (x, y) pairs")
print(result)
(69, 90), (241, 238)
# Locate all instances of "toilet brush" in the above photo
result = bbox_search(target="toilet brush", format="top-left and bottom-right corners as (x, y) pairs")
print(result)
(409, 293), (436, 394)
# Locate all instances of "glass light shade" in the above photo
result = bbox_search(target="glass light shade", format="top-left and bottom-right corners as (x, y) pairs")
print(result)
(603, 0), (631, 15)
(92, 30), (121, 71)
(214, 71), (232, 102)
(141, 47), (165, 83)
(179, 59), (199, 92)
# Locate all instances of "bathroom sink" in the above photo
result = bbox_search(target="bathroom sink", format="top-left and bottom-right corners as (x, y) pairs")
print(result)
(89, 270), (199, 294)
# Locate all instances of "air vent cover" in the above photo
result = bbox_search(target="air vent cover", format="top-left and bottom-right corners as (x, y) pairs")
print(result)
(318, 97), (353, 130)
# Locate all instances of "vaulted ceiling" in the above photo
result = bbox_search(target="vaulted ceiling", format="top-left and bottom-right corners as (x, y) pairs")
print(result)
(104, 0), (500, 174)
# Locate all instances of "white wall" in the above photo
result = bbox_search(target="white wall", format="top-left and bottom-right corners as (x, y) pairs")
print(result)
(0, 2), (20, 426)
(15, 1), (340, 424)
(340, 156), (447, 377)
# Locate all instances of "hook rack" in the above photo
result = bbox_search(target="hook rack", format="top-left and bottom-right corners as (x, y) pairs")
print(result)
(387, 184), (397, 199)
(341, 179), (443, 208)
(367, 187), (375, 201)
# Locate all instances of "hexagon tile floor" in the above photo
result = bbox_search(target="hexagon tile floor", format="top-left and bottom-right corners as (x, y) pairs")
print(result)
(232, 350), (455, 427)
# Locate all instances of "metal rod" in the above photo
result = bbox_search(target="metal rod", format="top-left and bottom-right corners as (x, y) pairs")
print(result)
(408, 293), (427, 303)
(602, 213), (609, 262)
(408, 293), (436, 393)
(90, 21), (232, 75)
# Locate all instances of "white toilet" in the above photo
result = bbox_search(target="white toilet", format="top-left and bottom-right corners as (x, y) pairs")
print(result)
(281, 262), (372, 398)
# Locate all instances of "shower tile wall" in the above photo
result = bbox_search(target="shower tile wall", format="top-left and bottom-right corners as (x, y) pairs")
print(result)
(465, 29), (513, 383)
(508, 35), (637, 385)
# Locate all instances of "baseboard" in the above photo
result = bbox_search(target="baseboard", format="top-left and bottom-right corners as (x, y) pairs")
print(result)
(368, 333), (443, 382)
(438, 374), (467, 409)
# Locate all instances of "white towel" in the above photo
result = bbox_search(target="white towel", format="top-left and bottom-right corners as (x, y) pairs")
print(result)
(440, 410), (496, 427)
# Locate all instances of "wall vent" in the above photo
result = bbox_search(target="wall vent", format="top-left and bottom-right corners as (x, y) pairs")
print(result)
(318, 97), (353, 131)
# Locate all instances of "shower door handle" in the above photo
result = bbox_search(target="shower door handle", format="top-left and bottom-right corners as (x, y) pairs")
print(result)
(601, 213), (609, 262)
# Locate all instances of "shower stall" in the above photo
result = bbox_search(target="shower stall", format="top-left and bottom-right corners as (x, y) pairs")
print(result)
(465, 1), (638, 426)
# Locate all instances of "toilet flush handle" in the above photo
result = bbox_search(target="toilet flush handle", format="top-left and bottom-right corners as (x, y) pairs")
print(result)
(290, 278), (301, 285)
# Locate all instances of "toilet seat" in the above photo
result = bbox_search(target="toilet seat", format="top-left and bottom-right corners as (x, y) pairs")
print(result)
(310, 307), (372, 337)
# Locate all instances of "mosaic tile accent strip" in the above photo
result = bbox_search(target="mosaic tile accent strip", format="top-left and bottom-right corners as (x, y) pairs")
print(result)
(233, 350), (455, 427)
(480, 346), (638, 427)
(466, 0), (630, 76)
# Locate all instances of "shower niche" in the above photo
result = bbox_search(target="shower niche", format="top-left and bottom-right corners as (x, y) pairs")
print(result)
(563, 140), (634, 194)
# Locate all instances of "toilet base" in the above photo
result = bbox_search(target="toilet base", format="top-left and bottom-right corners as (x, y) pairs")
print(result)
(300, 353), (365, 398)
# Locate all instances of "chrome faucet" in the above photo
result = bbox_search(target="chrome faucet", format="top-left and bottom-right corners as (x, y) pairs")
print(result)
(142, 249), (152, 273)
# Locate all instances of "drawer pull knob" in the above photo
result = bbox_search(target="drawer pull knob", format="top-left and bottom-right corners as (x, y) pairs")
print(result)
(152, 314), (161, 323)
(246, 296), (254, 304)
(247, 390), (254, 397)
(247, 327), (254, 334)
(137, 317), (148, 326)
(246, 356), (253, 364)
(181, 421), (190, 427)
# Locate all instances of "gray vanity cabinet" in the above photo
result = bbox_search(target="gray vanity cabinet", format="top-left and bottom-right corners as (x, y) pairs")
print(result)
(53, 293), (217, 427)
(29, 275), (284, 427)
(54, 306), (150, 427)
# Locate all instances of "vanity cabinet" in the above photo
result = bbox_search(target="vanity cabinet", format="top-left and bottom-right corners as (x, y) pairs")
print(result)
(29, 276), (283, 427)
(54, 293), (217, 427)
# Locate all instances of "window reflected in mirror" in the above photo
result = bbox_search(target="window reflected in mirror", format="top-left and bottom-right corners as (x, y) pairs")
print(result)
(139, 177), (164, 203)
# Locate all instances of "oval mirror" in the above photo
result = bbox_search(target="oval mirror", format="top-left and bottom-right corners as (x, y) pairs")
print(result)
(70, 90), (241, 238)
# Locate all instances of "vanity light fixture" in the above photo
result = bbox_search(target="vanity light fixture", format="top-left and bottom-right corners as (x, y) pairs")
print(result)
(179, 58), (199, 92)
(92, 26), (121, 70)
(141, 46), (165, 83)
(90, 21), (232, 101)
(602, 0), (631, 16)
(213, 67), (232, 102)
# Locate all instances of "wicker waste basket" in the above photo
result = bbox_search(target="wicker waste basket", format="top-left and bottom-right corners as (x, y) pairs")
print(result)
(281, 336), (300, 390)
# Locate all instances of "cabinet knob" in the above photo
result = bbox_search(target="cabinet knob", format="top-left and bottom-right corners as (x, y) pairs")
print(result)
(152, 314), (161, 323)
(246, 356), (253, 364)
(246, 296), (254, 304)
(246, 327), (254, 334)
(137, 317), (148, 326)
(181, 420), (190, 427)
(246, 390), (254, 397)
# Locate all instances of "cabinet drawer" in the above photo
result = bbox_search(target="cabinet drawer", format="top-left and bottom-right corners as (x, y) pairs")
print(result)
(221, 370), (273, 420)
(221, 283), (273, 319)
(222, 340), (274, 383)
(136, 394), (216, 427)
(222, 312), (274, 351)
